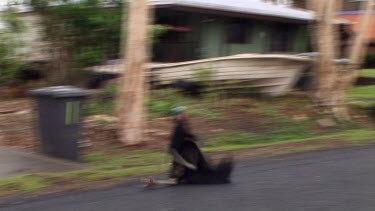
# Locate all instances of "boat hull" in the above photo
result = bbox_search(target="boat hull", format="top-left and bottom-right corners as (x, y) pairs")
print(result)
(150, 54), (313, 96)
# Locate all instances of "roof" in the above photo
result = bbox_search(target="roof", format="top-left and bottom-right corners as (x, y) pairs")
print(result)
(1, 1), (352, 26)
(149, 0), (315, 21)
(1, 1), (314, 21)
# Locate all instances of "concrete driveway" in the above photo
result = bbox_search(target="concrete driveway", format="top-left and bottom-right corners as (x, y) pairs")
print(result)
(0, 147), (87, 179)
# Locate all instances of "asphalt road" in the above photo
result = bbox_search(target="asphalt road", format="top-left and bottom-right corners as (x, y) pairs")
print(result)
(1, 146), (375, 211)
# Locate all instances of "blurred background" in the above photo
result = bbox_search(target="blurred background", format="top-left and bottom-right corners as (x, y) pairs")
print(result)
(0, 0), (374, 200)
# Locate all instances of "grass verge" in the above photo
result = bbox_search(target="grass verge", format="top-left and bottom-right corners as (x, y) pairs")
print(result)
(0, 165), (169, 196)
(360, 69), (375, 78)
(1, 86), (373, 197)
(1, 129), (374, 197)
(348, 85), (375, 100)
(202, 129), (375, 152)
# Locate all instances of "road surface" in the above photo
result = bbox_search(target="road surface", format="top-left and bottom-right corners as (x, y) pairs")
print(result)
(1, 146), (374, 211)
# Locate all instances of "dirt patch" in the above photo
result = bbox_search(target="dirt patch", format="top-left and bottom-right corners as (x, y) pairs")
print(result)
(0, 100), (37, 150)
(82, 115), (217, 151)
(0, 87), (25, 99)
(0, 94), (313, 152)
(1, 96), (373, 154)
(219, 108), (267, 133)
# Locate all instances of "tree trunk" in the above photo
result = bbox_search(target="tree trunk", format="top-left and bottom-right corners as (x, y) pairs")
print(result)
(309, 0), (339, 112)
(331, 0), (374, 120)
(118, 0), (149, 145)
(308, 0), (374, 120)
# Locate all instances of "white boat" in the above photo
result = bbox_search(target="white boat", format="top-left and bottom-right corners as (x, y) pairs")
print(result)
(89, 54), (314, 96)
(149, 54), (313, 96)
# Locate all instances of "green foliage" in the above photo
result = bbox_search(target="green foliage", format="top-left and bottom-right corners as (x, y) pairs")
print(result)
(150, 24), (170, 44)
(147, 89), (187, 115)
(85, 99), (116, 116)
(147, 89), (223, 119)
(29, 0), (167, 82)
(30, 0), (49, 9)
(0, 9), (24, 84)
(364, 53), (375, 68)
(103, 83), (119, 97)
(84, 83), (118, 116)
(0, 59), (22, 84)
(75, 47), (104, 68)
(147, 99), (175, 115)
(39, 1), (123, 65)
(193, 67), (214, 85)
(191, 67), (215, 97)
(3, 8), (25, 33)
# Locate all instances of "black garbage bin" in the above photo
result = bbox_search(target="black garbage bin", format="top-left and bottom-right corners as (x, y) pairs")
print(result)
(29, 86), (90, 161)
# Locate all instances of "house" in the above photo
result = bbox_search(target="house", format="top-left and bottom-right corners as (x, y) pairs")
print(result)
(336, 0), (375, 53)
(0, 3), (50, 63)
(1, 0), (314, 64)
(151, 0), (314, 62)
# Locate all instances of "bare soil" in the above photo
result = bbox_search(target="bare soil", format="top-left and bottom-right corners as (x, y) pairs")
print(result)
(0, 97), (280, 152)
(0, 100), (37, 150)
(0, 97), (372, 155)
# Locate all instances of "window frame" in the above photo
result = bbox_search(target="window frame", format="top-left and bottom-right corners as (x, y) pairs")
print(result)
(226, 19), (251, 44)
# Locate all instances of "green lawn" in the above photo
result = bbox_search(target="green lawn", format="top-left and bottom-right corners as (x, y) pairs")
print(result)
(360, 69), (375, 78)
(348, 85), (375, 100)
(349, 69), (375, 106)
(81, 149), (166, 170)
(202, 129), (375, 152)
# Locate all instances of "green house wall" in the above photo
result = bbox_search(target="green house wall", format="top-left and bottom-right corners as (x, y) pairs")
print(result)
(154, 10), (311, 62)
(192, 16), (309, 59)
(197, 17), (269, 59)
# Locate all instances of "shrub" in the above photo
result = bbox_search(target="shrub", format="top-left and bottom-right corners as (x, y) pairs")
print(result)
(0, 58), (22, 85)
(0, 9), (24, 85)
(364, 53), (375, 68)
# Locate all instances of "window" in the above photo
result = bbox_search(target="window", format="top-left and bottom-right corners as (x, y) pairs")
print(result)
(342, 0), (362, 11)
(226, 20), (249, 44)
